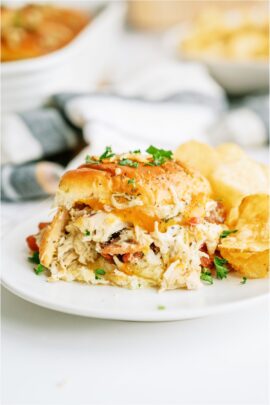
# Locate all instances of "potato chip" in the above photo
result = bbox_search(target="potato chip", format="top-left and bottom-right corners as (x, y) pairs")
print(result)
(209, 159), (268, 210)
(221, 194), (269, 248)
(175, 141), (269, 210)
(175, 141), (269, 278)
(174, 140), (219, 177)
(216, 143), (248, 163)
(219, 247), (269, 278)
(225, 206), (239, 228)
(237, 194), (269, 231)
(219, 194), (269, 278)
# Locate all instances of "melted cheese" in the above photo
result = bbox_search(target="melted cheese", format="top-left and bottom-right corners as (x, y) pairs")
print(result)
(114, 208), (158, 232)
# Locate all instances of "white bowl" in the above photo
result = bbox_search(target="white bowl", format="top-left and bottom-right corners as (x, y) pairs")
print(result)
(1, 2), (126, 113)
(163, 24), (269, 95)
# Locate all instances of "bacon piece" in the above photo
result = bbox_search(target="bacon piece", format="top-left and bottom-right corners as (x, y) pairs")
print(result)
(100, 247), (143, 264)
(200, 255), (212, 268)
(122, 252), (143, 263)
(38, 222), (50, 230)
(200, 243), (213, 268)
(101, 242), (143, 256)
(150, 243), (160, 254)
(206, 201), (226, 224)
(26, 235), (39, 252)
(100, 252), (114, 263)
(187, 216), (201, 225)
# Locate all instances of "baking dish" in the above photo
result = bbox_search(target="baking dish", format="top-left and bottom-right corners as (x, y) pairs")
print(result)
(1, 2), (125, 112)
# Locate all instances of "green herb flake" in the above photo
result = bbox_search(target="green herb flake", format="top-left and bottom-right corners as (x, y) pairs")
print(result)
(34, 264), (45, 275)
(241, 277), (247, 285)
(85, 155), (99, 164)
(146, 145), (173, 166)
(13, 12), (22, 27)
(28, 251), (40, 264)
(128, 178), (136, 187)
(94, 268), (106, 280)
(220, 229), (238, 239)
(200, 268), (213, 284)
(157, 305), (166, 310)
(132, 149), (141, 154)
(85, 230), (90, 236)
(99, 146), (115, 161)
(214, 256), (229, 280)
(119, 159), (139, 168)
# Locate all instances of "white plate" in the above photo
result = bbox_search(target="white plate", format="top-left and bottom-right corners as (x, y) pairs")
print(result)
(163, 24), (269, 95)
(1, 214), (268, 322)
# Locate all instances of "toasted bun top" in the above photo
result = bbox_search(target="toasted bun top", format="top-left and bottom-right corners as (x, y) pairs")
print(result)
(55, 153), (211, 228)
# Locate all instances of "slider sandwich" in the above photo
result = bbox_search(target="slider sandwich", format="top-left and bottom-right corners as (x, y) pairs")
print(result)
(27, 146), (226, 290)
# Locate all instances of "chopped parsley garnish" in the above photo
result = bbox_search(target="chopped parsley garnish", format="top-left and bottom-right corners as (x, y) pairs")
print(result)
(85, 230), (90, 236)
(85, 155), (98, 164)
(85, 146), (115, 164)
(132, 149), (141, 154)
(99, 146), (115, 161)
(220, 229), (238, 239)
(214, 256), (229, 280)
(94, 268), (106, 280)
(146, 145), (173, 166)
(200, 268), (213, 284)
(34, 264), (45, 275)
(128, 178), (136, 187)
(241, 277), (247, 284)
(157, 305), (166, 310)
(28, 251), (40, 264)
(119, 159), (139, 168)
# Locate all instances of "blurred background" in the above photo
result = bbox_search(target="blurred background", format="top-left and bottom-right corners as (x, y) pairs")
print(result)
(1, 0), (269, 210)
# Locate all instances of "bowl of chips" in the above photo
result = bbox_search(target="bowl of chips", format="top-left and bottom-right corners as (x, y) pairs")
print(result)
(164, 7), (269, 94)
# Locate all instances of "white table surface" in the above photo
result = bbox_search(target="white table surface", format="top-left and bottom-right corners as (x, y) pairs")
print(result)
(1, 30), (269, 405)
(2, 280), (269, 405)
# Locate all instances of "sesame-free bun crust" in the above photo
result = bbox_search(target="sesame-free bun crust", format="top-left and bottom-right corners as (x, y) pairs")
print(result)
(55, 160), (211, 226)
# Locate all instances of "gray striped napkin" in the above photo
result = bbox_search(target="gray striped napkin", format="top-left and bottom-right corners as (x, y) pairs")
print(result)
(1, 77), (268, 202)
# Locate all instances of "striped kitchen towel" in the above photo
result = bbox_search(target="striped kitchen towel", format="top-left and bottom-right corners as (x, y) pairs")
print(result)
(1, 61), (268, 201)
(1, 161), (63, 202)
(1, 106), (84, 201)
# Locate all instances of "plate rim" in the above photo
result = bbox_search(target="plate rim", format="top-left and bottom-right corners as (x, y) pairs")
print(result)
(1, 214), (269, 322)
(2, 278), (268, 322)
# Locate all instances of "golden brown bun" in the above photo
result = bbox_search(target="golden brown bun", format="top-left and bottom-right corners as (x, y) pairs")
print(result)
(55, 160), (211, 227)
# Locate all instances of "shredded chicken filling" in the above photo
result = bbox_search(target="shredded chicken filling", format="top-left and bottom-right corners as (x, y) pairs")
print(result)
(48, 201), (224, 290)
